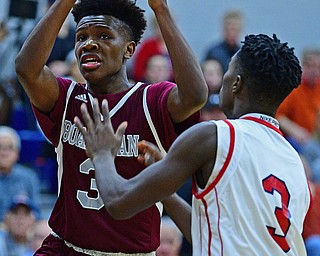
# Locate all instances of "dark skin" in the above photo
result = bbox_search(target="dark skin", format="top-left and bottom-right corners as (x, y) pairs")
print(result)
(75, 15), (134, 94)
(15, 0), (208, 244)
(74, 52), (276, 242)
(15, 0), (208, 121)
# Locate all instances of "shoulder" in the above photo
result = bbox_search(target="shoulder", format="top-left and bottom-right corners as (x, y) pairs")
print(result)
(175, 121), (217, 148)
(56, 77), (73, 87)
(145, 81), (176, 98)
(166, 121), (218, 173)
(149, 81), (176, 90)
(56, 77), (88, 100)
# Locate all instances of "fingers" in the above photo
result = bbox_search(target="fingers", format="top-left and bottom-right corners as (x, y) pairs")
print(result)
(115, 121), (128, 141)
(74, 115), (93, 158)
(74, 116), (85, 134)
(138, 140), (149, 152)
(138, 140), (159, 154)
(80, 102), (95, 132)
(101, 99), (112, 127)
(92, 98), (101, 124)
(74, 99), (127, 159)
(137, 151), (153, 167)
(79, 99), (108, 131)
(137, 140), (164, 162)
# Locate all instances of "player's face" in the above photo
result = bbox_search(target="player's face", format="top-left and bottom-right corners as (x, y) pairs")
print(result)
(219, 52), (239, 118)
(75, 15), (132, 85)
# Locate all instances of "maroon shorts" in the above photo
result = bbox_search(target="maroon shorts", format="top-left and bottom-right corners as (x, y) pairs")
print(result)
(34, 234), (88, 256)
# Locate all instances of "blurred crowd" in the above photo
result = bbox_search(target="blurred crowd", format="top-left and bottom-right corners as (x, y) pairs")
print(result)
(1, 1), (320, 255)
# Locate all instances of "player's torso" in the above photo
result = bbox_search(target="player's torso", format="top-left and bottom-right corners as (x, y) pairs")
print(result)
(192, 114), (310, 256)
(51, 82), (170, 252)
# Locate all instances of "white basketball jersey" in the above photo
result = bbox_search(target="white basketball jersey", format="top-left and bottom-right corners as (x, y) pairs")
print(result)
(192, 113), (310, 256)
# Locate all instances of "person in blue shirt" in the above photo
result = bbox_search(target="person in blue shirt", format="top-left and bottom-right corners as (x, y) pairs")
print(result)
(0, 195), (37, 256)
(0, 126), (41, 222)
(204, 9), (244, 73)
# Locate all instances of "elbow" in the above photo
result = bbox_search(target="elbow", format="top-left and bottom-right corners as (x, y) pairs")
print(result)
(15, 54), (23, 77)
(191, 84), (209, 110)
(193, 79), (209, 106)
(15, 53), (28, 80)
(200, 83), (209, 104)
(198, 87), (209, 108)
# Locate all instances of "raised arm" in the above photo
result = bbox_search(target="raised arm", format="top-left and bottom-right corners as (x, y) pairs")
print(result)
(148, 0), (208, 123)
(15, 0), (76, 113)
(74, 99), (217, 220)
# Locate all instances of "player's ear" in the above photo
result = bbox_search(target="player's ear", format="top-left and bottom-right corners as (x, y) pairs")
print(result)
(124, 41), (136, 60)
(232, 75), (242, 94)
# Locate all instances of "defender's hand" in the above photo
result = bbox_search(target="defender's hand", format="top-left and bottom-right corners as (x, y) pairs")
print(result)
(74, 99), (127, 159)
(137, 140), (165, 166)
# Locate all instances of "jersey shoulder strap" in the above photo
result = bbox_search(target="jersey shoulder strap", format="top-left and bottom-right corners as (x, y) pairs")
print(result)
(143, 85), (166, 155)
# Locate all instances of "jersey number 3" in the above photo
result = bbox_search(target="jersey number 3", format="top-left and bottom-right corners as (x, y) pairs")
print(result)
(77, 158), (104, 210)
(263, 174), (291, 253)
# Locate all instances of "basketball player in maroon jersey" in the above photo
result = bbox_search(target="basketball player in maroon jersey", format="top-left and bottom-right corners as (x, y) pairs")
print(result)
(15, 0), (208, 254)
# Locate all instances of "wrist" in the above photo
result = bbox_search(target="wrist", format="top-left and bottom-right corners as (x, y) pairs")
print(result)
(92, 150), (113, 163)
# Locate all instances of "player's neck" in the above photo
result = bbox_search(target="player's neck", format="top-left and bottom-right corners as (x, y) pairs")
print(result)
(87, 79), (133, 95)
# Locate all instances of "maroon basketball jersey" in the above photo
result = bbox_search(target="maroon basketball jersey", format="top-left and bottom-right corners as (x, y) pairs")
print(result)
(33, 77), (199, 252)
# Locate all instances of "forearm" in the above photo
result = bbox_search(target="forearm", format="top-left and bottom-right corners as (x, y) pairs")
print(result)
(92, 153), (130, 218)
(153, 6), (208, 114)
(16, 0), (74, 78)
(162, 193), (192, 243)
(93, 153), (180, 220)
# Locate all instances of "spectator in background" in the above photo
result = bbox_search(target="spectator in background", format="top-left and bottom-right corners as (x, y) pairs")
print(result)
(24, 220), (51, 255)
(300, 155), (320, 256)
(65, 50), (86, 84)
(130, 15), (173, 82)
(0, 83), (13, 126)
(0, 195), (36, 256)
(300, 109), (320, 184)
(144, 54), (172, 84)
(200, 58), (226, 121)
(276, 48), (320, 150)
(156, 215), (183, 256)
(0, 20), (19, 82)
(0, 15), (39, 131)
(0, 126), (41, 222)
(46, 0), (76, 77)
(203, 9), (244, 73)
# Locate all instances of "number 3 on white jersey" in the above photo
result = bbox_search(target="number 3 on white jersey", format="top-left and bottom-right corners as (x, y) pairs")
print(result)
(263, 174), (291, 252)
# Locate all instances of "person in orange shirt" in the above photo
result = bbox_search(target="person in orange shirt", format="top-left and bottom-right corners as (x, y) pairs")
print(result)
(300, 154), (320, 256)
(276, 48), (320, 148)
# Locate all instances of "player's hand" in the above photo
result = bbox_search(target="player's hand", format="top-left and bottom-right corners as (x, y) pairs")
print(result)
(74, 98), (127, 159)
(137, 140), (165, 166)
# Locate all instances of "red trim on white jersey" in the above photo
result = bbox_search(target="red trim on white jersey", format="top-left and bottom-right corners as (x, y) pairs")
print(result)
(193, 119), (235, 199)
(241, 116), (283, 136)
(215, 187), (223, 256)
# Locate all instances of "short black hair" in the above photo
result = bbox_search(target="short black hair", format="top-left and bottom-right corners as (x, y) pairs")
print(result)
(72, 0), (147, 44)
(236, 34), (302, 106)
